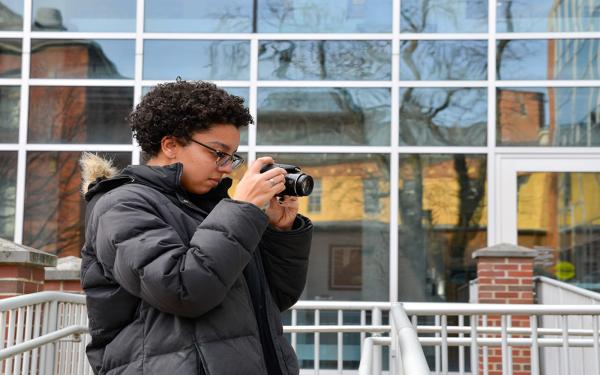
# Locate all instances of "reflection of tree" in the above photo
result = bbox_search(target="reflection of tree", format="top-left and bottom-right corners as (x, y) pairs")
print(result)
(23, 152), (83, 256)
(400, 155), (486, 302)
(0, 153), (18, 240)
(258, 40), (389, 80)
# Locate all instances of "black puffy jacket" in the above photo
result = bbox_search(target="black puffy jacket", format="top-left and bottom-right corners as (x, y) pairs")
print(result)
(80, 160), (312, 375)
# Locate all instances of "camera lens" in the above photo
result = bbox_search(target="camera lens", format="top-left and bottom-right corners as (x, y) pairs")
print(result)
(295, 174), (314, 196)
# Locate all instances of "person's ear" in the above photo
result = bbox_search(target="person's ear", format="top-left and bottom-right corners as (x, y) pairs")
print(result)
(160, 136), (179, 160)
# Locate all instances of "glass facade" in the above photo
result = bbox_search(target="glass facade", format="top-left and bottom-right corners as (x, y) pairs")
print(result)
(1, 0), (599, 370)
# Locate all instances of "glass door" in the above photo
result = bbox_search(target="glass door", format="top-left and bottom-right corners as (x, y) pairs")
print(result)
(497, 155), (600, 288)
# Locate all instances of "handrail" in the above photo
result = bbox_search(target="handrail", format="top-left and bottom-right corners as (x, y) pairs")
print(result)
(0, 325), (88, 360)
(402, 302), (600, 315)
(536, 276), (600, 302)
(357, 303), (431, 375)
(0, 291), (86, 311)
(391, 303), (431, 374)
(358, 337), (392, 375)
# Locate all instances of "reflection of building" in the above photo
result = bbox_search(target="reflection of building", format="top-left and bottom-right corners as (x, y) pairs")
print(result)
(547, 0), (600, 146)
(0, 3), (21, 30)
(4, 13), (133, 257)
(497, 89), (546, 145)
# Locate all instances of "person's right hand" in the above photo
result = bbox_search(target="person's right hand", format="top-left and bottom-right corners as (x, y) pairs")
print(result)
(232, 157), (287, 208)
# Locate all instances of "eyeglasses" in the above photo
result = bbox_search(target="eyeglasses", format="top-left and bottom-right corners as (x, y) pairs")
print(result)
(189, 139), (244, 169)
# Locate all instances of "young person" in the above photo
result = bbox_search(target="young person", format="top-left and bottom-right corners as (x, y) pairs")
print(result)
(80, 80), (312, 374)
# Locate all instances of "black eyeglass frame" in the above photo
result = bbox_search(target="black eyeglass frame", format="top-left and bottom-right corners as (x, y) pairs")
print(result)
(189, 139), (244, 169)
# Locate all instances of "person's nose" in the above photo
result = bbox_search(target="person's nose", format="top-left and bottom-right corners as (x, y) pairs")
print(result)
(217, 162), (234, 174)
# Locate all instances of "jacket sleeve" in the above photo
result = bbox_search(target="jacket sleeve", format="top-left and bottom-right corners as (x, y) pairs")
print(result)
(259, 214), (313, 311)
(94, 193), (268, 318)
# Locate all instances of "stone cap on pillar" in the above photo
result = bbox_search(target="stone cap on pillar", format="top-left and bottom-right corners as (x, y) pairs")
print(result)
(0, 237), (56, 267)
(45, 256), (81, 281)
(472, 243), (537, 259)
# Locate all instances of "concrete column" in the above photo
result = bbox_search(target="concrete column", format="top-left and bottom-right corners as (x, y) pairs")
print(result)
(0, 238), (56, 299)
(44, 256), (82, 293)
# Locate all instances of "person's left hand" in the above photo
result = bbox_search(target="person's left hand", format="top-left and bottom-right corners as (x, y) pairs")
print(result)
(265, 195), (299, 231)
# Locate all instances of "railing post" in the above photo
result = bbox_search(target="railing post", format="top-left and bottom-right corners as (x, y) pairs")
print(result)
(372, 307), (382, 374)
(43, 300), (59, 375)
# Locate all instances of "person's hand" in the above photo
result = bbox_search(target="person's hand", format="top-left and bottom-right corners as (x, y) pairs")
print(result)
(265, 195), (299, 231)
(232, 157), (287, 209)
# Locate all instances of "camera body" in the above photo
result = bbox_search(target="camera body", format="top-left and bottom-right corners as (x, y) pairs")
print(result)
(260, 163), (314, 197)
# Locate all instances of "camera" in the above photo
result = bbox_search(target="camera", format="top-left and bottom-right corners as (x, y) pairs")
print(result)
(260, 163), (314, 197)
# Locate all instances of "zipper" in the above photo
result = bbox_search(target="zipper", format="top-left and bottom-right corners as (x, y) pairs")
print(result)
(254, 250), (290, 375)
(192, 339), (209, 375)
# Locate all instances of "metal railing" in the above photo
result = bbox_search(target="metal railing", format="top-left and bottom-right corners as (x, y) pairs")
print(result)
(402, 303), (600, 375)
(0, 292), (92, 375)
(358, 303), (430, 375)
(536, 275), (600, 305)
(4, 293), (600, 375)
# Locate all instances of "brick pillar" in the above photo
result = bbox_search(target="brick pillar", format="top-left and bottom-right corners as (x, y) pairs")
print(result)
(0, 238), (56, 299)
(473, 243), (537, 375)
(44, 256), (82, 293)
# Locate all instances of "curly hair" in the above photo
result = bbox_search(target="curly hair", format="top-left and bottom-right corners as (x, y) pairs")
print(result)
(129, 80), (253, 158)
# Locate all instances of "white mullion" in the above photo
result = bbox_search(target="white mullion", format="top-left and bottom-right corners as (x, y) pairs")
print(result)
(0, 31), (23, 38)
(254, 146), (490, 154)
(496, 80), (600, 87)
(389, 0), (401, 303)
(24, 144), (136, 152)
(132, 0), (145, 166)
(255, 80), (488, 88)
(142, 80), (251, 87)
(14, 0), (33, 244)
(248, 36), (258, 163)
(487, 0), (497, 246)
(494, 147), (600, 154)
(0, 144), (19, 151)
(256, 80), (393, 88)
(139, 32), (600, 41)
(0, 79), (22, 85)
(397, 33), (489, 40)
(28, 79), (135, 87)
(496, 32), (600, 40)
(143, 33), (393, 40)
(28, 32), (137, 40)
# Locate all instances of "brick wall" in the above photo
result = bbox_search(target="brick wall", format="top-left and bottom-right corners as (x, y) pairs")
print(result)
(474, 243), (537, 375)
(0, 265), (45, 298)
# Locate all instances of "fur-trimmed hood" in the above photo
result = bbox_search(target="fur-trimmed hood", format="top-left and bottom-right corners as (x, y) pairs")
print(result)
(79, 153), (119, 195)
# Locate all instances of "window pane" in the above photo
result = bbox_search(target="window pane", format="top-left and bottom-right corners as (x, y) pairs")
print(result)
(31, 39), (135, 79)
(28, 86), (133, 143)
(145, 0), (252, 32)
(23, 151), (130, 255)
(398, 154), (487, 302)
(517, 172), (600, 288)
(400, 40), (487, 80)
(498, 39), (600, 80)
(258, 0), (391, 33)
(497, 87), (600, 147)
(257, 88), (390, 146)
(0, 39), (21, 77)
(0, 0), (23, 30)
(497, 0), (600, 32)
(401, 0), (487, 33)
(143, 40), (250, 81)
(259, 153), (391, 301)
(0, 152), (17, 241)
(32, 0), (135, 32)
(400, 88), (487, 146)
(259, 40), (391, 80)
(0, 86), (20, 143)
